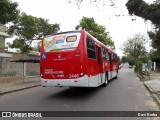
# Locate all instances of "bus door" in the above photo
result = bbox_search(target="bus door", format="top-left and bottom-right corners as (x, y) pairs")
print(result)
(109, 52), (112, 79)
(96, 46), (103, 84)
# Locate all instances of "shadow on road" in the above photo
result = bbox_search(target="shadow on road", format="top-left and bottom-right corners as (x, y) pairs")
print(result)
(46, 78), (117, 100)
(47, 87), (103, 100)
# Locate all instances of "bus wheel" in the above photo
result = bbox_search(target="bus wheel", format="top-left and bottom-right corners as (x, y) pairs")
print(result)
(102, 72), (108, 87)
(115, 70), (118, 79)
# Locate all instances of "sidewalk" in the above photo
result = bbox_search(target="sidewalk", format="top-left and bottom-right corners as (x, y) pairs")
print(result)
(0, 76), (40, 95)
(144, 71), (160, 106)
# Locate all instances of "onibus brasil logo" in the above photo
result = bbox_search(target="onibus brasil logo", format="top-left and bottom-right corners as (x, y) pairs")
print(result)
(1, 112), (42, 118)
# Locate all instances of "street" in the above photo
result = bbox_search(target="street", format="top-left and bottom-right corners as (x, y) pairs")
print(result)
(0, 67), (159, 120)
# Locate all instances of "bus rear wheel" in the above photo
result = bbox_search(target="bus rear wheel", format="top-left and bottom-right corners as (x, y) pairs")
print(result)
(102, 72), (108, 87)
(115, 70), (118, 79)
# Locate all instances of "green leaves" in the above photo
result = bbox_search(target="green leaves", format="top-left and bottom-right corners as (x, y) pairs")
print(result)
(126, 0), (160, 24)
(127, 55), (136, 66)
(149, 50), (160, 62)
(121, 56), (128, 64)
(75, 17), (114, 48)
(126, 0), (160, 51)
(0, 0), (19, 24)
(7, 13), (60, 54)
(134, 60), (143, 74)
(37, 18), (60, 36)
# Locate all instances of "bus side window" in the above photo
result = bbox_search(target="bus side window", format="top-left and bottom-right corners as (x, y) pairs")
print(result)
(102, 48), (106, 61)
(112, 54), (114, 62)
(87, 38), (96, 59)
(112, 54), (117, 62)
(105, 50), (109, 61)
(103, 48), (109, 61)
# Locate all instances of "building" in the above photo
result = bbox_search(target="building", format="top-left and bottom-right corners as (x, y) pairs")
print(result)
(0, 24), (12, 57)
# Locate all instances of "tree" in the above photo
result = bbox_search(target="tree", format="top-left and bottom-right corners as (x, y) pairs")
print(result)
(121, 56), (128, 64)
(0, 0), (19, 24)
(148, 31), (159, 50)
(121, 34), (148, 58)
(76, 17), (115, 48)
(127, 55), (136, 66)
(7, 13), (60, 54)
(126, 0), (160, 71)
(149, 49), (160, 71)
(139, 56), (148, 63)
(126, 0), (160, 25)
(37, 18), (60, 36)
(126, 0), (160, 49)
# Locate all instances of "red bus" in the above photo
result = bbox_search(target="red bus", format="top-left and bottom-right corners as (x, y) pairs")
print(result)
(40, 30), (119, 87)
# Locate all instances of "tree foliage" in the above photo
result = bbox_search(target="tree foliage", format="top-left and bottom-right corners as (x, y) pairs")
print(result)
(37, 18), (60, 36)
(139, 56), (148, 63)
(0, 0), (19, 24)
(134, 60), (143, 73)
(7, 13), (60, 54)
(148, 31), (159, 49)
(121, 34), (148, 58)
(149, 49), (160, 71)
(121, 56), (128, 64)
(126, 0), (160, 71)
(127, 55), (136, 66)
(149, 50), (160, 62)
(126, 0), (160, 25)
(126, 0), (160, 50)
(76, 17), (115, 48)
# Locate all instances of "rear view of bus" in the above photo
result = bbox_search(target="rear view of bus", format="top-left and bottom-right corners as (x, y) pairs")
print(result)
(40, 31), (87, 87)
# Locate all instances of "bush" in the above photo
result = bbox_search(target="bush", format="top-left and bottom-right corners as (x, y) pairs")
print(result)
(135, 60), (151, 81)
(134, 60), (143, 73)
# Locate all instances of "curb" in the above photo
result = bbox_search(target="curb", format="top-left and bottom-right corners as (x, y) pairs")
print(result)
(143, 83), (156, 93)
(143, 83), (160, 106)
(153, 94), (160, 106)
(0, 84), (40, 95)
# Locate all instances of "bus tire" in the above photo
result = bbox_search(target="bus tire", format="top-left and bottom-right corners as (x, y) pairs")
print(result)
(115, 75), (117, 79)
(115, 70), (118, 79)
(102, 72), (108, 87)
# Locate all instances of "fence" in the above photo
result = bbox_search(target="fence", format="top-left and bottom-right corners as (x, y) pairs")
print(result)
(140, 61), (158, 72)
(0, 58), (40, 77)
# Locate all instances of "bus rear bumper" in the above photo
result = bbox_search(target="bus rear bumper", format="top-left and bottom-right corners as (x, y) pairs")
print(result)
(40, 75), (89, 87)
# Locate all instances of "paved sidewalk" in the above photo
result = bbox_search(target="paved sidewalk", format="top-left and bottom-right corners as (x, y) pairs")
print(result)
(0, 76), (40, 95)
(144, 72), (160, 106)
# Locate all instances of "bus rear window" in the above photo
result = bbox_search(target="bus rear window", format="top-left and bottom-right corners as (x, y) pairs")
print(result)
(43, 32), (81, 52)
(66, 35), (77, 42)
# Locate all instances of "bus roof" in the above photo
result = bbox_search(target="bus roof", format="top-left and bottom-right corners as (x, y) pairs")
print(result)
(44, 30), (80, 38)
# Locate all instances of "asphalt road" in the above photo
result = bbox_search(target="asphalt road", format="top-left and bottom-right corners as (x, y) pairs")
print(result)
(0, 67), (159, 120)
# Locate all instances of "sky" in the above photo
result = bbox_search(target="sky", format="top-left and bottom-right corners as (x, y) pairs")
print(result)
(7, 0), (155, 56)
